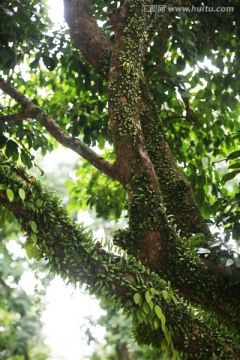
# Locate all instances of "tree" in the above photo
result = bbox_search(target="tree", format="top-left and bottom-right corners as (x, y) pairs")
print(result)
(0, 0), (240, 358)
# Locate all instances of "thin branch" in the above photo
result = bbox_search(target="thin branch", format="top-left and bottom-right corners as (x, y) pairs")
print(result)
(0, 112), (32, 123)
(163, 115), (187, 122)
(0, 77), (118, 181)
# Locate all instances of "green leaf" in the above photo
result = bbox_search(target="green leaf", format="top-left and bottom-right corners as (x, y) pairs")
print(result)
(234, 257), (240, 268)
(150, 288), (156, 296)
(6, 140), (18, 160)
(153, 318), (160, 330)
(222, 171), (239, 184)
(136, 308), (143, 323)
(25, 244), (34, 259)
(161, 290), (170, 302)
(26, 243), (40, 260)
(6, 188), (14, 202)
(32, 246), (41, 260)
(227, 150), (240, 160)
(155, 305), (163, 320)
(170, 294), (178, 306)
(30, 221), (38, 233)
(133, 292), (142, 305)
(19, 188), (26, 201)
(21, 151), (33, 168)
(0, 184), (7, 190)
(161, 314), (166, 332)
(30, 58), (40, 69)
(5, 211), (15, 224)
(148, 300), (154, 310)
(0, 135), (7, 148)
(163, 327), (171, 345)
(228, 162), (240, 169)
(145, 290), (152, 303)
(142, 301), (150, 315)
(229, 132), (240, 140)
(155, 304), (166, 331)
(172, 348), (179, 360)
(31, 233), (37, 244)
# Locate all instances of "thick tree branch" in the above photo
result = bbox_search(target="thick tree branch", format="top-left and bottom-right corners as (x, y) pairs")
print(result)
(138, 77), (211, 238)
(108, 1), (160, 188)
(101, 1), (240, 333)
(0, 160), (240, 359)
(0, 79), (30, 107)
(0, 77), (118, 181)
(63, 0), (112, 77)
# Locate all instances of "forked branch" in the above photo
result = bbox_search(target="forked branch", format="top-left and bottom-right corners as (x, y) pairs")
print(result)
(0, 78), (118, 181)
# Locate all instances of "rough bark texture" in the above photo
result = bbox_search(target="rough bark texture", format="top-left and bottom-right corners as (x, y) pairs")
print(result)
(138, 78), (212, 238)
(63, 0), (112, 77)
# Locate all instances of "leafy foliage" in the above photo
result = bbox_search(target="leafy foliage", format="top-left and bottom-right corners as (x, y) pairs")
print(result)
(0, 225), (50, 360)
(0, 0), (50, 73)
(88, 302), (149, 360)
(146, 4), (240, 218)
(66, 154), (127, 220)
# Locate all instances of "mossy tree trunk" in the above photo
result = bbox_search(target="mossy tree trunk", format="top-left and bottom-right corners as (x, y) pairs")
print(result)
(0, 0), (240, 359)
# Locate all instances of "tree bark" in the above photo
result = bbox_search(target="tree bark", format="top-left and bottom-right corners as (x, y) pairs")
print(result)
(63, 0), (112, 77)
(116, 344), (131, 360)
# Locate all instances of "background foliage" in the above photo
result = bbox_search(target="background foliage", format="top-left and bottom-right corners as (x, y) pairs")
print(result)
(0, 222), (50, 360)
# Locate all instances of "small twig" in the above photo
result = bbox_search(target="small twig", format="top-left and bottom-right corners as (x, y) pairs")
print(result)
(163, 115), (187, 122)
